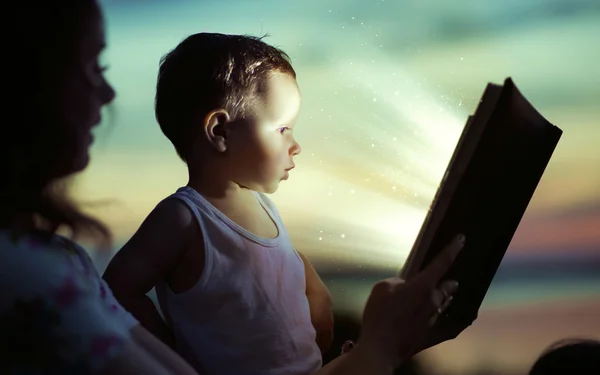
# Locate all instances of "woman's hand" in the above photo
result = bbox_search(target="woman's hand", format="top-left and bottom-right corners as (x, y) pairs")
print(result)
(355, 234), (466, 369)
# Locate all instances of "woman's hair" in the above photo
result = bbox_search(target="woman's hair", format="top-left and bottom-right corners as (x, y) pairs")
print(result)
(0, 0), (111, 246)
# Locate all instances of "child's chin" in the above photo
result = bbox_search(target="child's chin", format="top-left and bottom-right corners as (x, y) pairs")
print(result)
(259, 182), (280, 195)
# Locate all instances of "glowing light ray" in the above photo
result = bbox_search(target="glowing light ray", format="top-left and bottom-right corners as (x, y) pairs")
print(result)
(274, 54), (469, 268)
(342, 59), (466, 175)
(275, 169), (427, 267)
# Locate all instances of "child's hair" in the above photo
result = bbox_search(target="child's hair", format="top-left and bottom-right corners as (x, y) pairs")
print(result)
(529, 338), (600, 375)
(155, 33), (296, 163)
(0, 0), (110, 245)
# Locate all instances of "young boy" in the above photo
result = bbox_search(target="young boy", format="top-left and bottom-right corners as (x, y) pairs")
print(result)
(103, 33), (333, 375)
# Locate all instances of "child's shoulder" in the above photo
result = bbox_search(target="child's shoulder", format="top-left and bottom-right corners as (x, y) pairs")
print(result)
(147, 194), (196, 230)
(113, 192), (198, 266)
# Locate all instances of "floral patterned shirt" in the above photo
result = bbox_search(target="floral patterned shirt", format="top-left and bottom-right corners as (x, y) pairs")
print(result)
(0, 230), (139, 374)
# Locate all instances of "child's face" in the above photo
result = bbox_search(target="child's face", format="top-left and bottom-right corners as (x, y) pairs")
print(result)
(226, 72), (301, 194)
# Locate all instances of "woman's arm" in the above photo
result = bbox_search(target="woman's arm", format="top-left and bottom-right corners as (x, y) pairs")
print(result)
(315, 345), (395, 375)
(100, 340), (174, 375)
(128, 324), (198, 375)
(314, 234), (468, 375)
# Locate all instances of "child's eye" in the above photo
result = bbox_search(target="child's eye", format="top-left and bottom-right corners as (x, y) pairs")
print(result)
(277, 126), (290, 134)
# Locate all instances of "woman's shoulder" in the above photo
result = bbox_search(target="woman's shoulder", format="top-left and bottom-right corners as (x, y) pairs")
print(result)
(0, 229), (132, 373)
(0, 230), (94, 292)
(0, 230), (101, 321)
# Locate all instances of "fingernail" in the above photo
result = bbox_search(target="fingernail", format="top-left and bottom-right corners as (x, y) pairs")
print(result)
(456, 234), (466, 245)
(449, 280), (459, 291)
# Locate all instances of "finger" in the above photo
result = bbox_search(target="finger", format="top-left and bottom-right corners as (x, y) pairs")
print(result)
(422, 290), (444, 326)
(428, 294), (458, 328)
(428, 313), (439, 327)
(370, 278), (400, 298)
(438, 279), (459, 299)
(430, 287), (446, 309)
(426, 283), (456, 326)
(414, 234), (465, 287)
(395, 285), (438, 328)
(427, 302), (444, 326)
(440, 295), (454, 312)
(370, 277), (406, 315)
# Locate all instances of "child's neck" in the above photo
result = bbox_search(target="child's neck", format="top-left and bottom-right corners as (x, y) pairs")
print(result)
(187, 172), (260, 218)
(187, 171), (247, 200)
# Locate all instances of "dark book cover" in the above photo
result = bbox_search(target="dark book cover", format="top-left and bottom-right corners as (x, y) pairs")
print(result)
(399, 78), (563, 326)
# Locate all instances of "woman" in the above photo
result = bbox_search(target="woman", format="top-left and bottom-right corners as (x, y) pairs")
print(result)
(0, 1), (468, 374)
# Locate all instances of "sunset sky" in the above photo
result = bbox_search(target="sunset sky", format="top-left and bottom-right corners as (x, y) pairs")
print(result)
(84, 0), (600, 266)
(85, 1), (600, 372)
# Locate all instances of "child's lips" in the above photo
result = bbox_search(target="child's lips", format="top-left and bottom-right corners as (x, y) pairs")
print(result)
(283, 165), (295, 180)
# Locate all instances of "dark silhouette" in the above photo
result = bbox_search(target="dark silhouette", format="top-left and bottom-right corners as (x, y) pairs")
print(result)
(529, 338), (600, 375)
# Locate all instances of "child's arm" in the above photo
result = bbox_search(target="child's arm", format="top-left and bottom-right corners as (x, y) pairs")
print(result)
(103, 199), (197, 349)
(297, 251), (334, 354)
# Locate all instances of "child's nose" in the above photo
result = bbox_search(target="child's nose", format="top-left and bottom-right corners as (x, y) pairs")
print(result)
(290, 140), (301, 156)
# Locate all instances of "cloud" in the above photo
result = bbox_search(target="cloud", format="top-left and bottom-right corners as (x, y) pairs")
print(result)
(510, 201), (600, 253)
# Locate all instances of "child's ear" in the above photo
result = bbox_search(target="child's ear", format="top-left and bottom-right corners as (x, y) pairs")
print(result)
(203, 109), (230, 152)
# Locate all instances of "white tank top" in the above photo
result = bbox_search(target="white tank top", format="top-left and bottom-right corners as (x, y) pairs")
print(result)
(155, 186), (322, 375)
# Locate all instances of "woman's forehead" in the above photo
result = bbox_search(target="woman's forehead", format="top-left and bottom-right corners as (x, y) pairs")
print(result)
(79, 9), (106, 58)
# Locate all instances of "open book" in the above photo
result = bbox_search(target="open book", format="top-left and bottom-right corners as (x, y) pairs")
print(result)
(399, 78), (562, 327)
